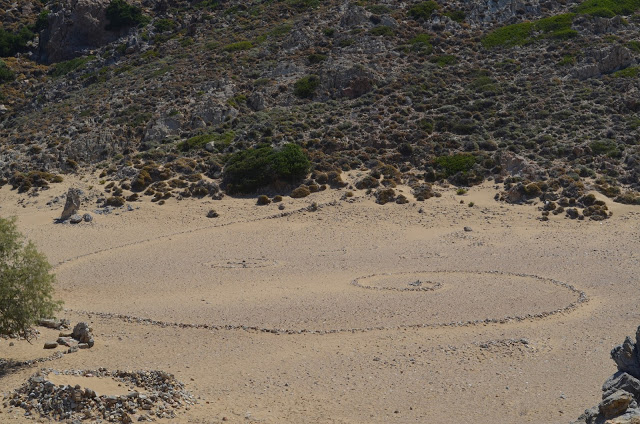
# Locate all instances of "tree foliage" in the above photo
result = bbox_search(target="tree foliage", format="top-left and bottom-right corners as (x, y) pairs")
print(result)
(0, 217), (62, 337)
(223, 143), (311, 194)
(105, 0), (149, 30)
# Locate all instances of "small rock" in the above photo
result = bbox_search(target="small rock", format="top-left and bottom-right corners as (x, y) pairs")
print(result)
(69, 214), (83, 224)
(83, 213), (93, 222)
(464, 226), (473, 232)
(43, 342), (58, 349)
(206, 209), (219, 218)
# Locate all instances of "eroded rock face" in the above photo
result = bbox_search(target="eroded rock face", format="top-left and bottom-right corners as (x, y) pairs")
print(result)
(572, 325), (640, 424)
(38, 0), (127, 63)
(570, 45), (634, 80)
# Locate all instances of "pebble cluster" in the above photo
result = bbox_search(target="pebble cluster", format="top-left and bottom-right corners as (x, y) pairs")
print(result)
(4, 369), (196, 422)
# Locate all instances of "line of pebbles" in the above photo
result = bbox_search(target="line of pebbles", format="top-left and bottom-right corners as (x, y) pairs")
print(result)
(3, 369), (196, 423)
(69, 271), (588, 335)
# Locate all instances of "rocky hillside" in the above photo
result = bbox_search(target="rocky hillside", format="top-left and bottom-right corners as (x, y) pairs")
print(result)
(0, 0), (639, 214)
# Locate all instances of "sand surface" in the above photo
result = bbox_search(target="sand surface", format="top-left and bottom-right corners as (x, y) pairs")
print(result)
(1, 175), (639, 423)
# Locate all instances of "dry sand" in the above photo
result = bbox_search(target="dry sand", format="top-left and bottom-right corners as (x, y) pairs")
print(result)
(1, 174), (639, 423)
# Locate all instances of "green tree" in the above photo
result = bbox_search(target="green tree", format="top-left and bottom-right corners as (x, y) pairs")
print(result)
(0, 217), (62, 337)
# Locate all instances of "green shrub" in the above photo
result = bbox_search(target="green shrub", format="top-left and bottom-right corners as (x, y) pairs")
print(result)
(294, 75), (320, 98)
(308, 53), (327, 64)
(590, 140), (621, 156)
(178, 131), (235, 152)
(286, 0), (319, 9)
(444, 10), (465, 22)
(50, 55), (95, 77)
(408, 1), (440, 20)
(367, 5), (392, 14)
(613, 66), (640, 77)
(0, 216), (62, 337)
(431, 55), (457, 66)
(223, 143), (311, 194)
(154, 18), (176, 32)
(35, 10), (50, 32)
(0, 59), (14, 83)
(270, 24), (293, 37)
(435, 154), (476, 176)
(223, 40), (253, 52)
(482, 22), (533, 48)
(106, 0), (149, 30)
(575, 0), (640, 17)
(482, 13), (577, 48)
(0, 26), (35, 57)
(369, 26), (395, 37)
(628, 40), (640, 52)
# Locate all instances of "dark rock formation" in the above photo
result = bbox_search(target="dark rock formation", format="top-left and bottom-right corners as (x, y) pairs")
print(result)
(572, 325), (640, 424)
(38, 0), (128, 63)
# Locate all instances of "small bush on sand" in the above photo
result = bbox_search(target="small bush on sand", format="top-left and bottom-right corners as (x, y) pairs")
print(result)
(0, 217), (62, 337)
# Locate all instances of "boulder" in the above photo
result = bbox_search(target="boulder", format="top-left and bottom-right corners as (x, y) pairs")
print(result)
(604, 373), (640, 400)
(61, 188), (82, 221)
(612, 337), (640, 380)
(72, 322), (94, 347)
(38, 0), (129, 64)
(600, 391), (634, 419)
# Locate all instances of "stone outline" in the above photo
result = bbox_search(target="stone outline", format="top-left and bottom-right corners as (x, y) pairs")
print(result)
(351, 272), (442, 292)
(205, 258), (278, 269)
(67, 270), (588, 335)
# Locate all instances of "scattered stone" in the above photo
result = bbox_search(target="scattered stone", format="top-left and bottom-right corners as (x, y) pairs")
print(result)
(69, 214), (83, 224)
(38, 318), (70, 330)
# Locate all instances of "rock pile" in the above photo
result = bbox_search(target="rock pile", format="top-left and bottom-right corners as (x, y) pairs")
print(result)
(44, 322), (95, 350)
(3, 369), (196, 422)
(573, 325), (640, 424)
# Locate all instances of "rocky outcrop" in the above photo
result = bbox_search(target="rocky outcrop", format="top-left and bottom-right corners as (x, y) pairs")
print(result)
(468, 0), (541, 25)
(326, 64), (375, 99)
(60, 188), (81, 221)
(499, 152), (543, 180)
(570, 46), (634, 80)
(572, 325), (640, 424)
(37, 0), (128, 64)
